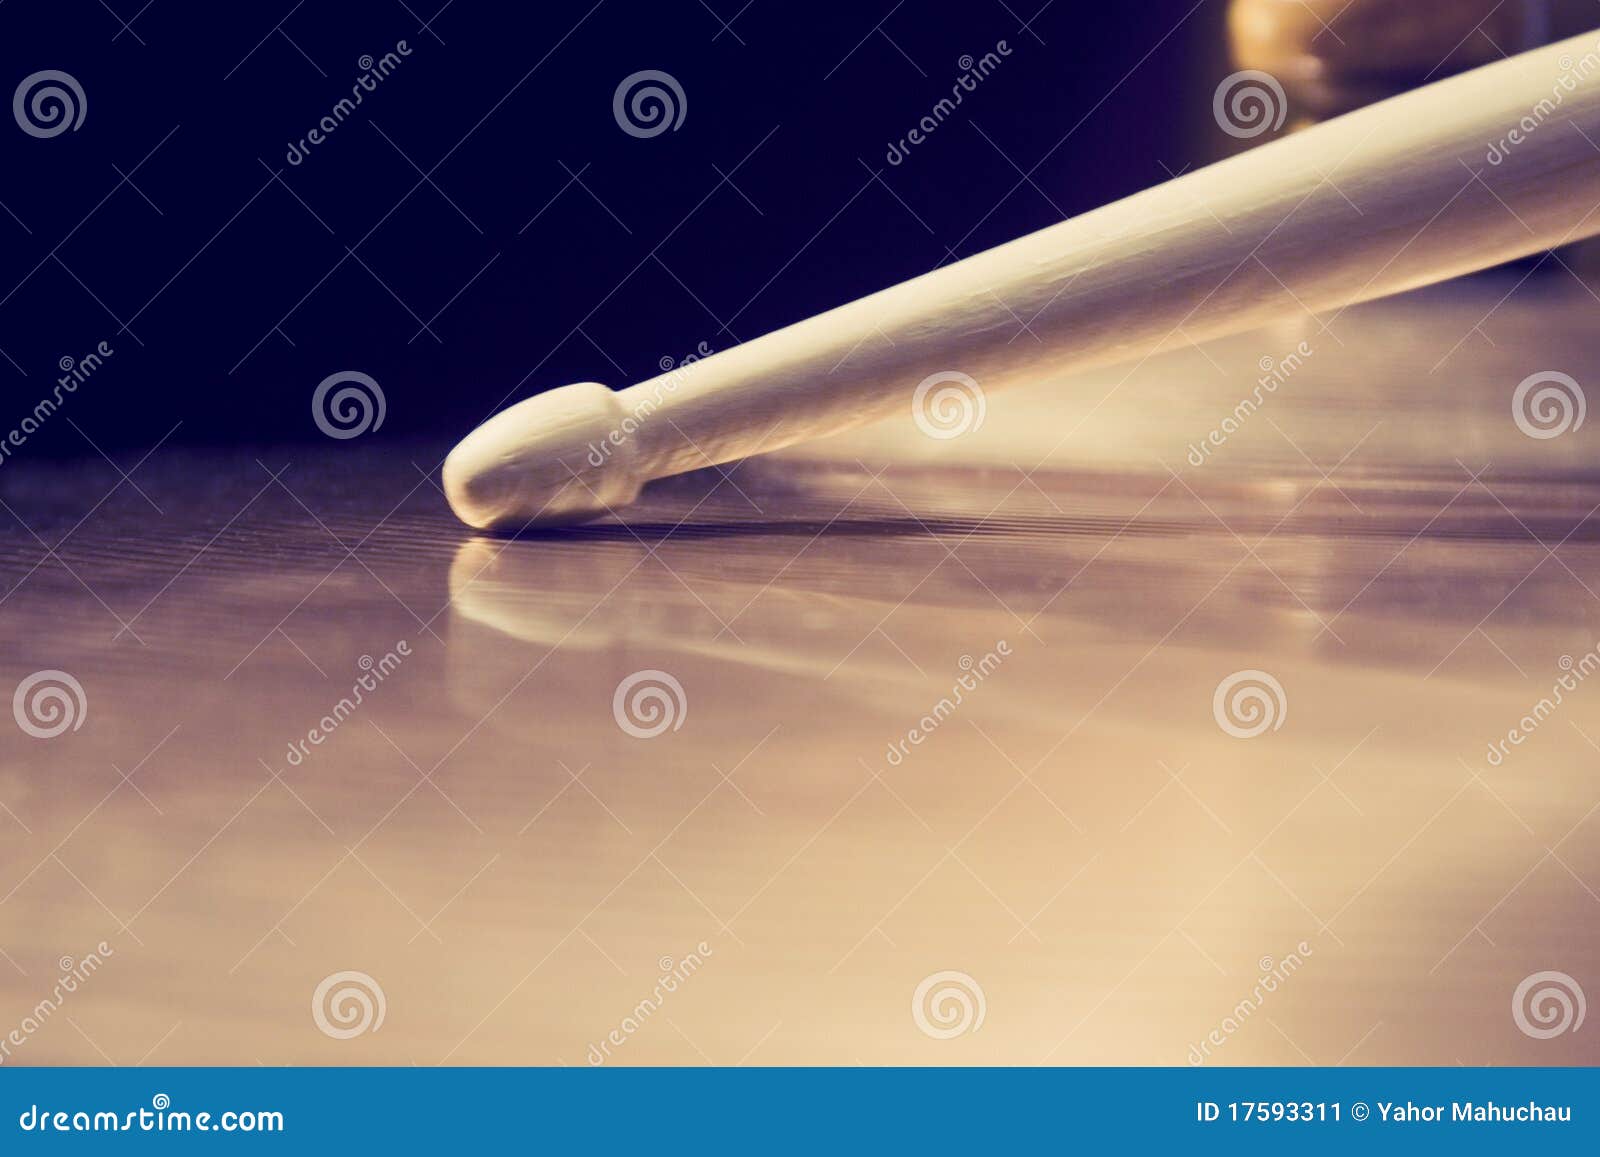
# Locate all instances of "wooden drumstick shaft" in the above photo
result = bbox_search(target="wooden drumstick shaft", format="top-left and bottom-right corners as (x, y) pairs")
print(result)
(445, 29), (1600, 530)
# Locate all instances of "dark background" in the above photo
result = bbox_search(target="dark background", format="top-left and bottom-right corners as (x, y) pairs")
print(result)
(0, 0), (1233, 459)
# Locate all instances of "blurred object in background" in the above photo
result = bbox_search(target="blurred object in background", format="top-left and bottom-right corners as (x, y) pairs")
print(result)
(1227, 0), (1547, 121)
(1225, 0), (1600, 270)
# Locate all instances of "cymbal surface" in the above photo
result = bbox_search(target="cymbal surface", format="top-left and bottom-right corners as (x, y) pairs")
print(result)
(2, 279), (1597, 1065)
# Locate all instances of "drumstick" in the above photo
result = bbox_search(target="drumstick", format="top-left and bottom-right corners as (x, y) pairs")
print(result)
(444, 29), (1600, 531)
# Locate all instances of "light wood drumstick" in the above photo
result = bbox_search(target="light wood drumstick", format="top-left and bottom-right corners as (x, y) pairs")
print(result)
(444, 29), (1600, 530)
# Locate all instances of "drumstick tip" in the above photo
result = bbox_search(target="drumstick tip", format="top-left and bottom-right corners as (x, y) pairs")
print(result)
(443, 382), (643, 531)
